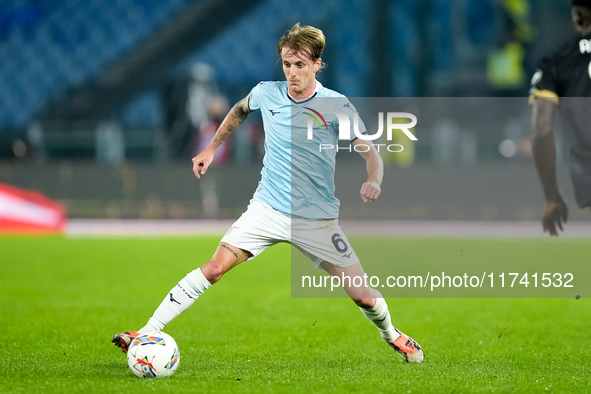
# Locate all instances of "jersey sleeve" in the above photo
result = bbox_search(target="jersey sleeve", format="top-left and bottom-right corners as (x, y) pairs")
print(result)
(342, 99), (367, 142)
(528, 56), (559, 105)
(248, 82), (265, 111)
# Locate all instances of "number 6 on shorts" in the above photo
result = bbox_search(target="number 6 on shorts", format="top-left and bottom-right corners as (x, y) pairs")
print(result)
(331, 233), (349, 253)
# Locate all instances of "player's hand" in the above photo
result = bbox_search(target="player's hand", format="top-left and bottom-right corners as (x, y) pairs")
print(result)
(542, 199), (568, 236)
(192, 149), (214, 179)
(360, 181), (381, 203)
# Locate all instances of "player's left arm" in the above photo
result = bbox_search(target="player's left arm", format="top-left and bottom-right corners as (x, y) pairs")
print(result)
(531, 97), (568, 236)
(352, 138), (384, 202)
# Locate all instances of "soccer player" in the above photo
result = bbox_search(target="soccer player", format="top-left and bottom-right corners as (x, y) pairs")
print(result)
(113, 23), (424, 363)
(529, 0), (591, 236)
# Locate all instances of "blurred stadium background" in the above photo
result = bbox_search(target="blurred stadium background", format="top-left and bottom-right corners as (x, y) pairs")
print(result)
(0, 0), (586, 223)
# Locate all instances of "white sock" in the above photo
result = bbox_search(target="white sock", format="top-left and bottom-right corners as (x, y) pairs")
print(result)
(139, 268), (211, 334)
(359, 293), (400, 343)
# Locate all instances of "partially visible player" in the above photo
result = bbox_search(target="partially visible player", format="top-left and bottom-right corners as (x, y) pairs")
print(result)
(529, 0), (591, 236)
(113, 23), (423, 363)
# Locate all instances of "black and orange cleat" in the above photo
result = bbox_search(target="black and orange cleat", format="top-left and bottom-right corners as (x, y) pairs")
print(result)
(389, 329), (424, 363)
(111, 331), (140, 354)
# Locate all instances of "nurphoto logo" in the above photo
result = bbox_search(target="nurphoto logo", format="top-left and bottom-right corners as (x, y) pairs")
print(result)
(304, 108), (418, 152)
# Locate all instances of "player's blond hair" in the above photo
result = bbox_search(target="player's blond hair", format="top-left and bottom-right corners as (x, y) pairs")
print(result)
(277, 23), (327, 71)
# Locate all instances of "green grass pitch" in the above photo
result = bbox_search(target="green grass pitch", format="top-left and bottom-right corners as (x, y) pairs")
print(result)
(1, 236), (590, 393)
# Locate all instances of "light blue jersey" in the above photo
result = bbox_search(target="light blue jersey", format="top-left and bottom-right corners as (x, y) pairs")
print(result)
(248, 80), (365, 219)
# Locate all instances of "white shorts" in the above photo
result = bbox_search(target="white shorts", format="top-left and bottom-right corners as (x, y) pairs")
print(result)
(220, 199), (359, 268)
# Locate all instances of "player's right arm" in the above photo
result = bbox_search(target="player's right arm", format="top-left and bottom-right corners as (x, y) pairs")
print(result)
(531, 97), (568, 236)
(192, 95), (252, 179)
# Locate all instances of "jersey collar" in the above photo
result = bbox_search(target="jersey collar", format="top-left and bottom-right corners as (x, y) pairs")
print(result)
(286, 80), (321, 105)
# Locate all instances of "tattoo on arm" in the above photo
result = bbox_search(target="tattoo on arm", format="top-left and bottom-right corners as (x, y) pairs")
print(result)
(209, 96), (252, 149)
(220, 243), (239, 259)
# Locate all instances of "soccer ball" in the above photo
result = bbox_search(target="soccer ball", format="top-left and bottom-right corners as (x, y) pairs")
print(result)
(127, 332), (180, 378)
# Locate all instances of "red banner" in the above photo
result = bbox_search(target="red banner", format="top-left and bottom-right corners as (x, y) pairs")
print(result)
(0, 184), (67, 234)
